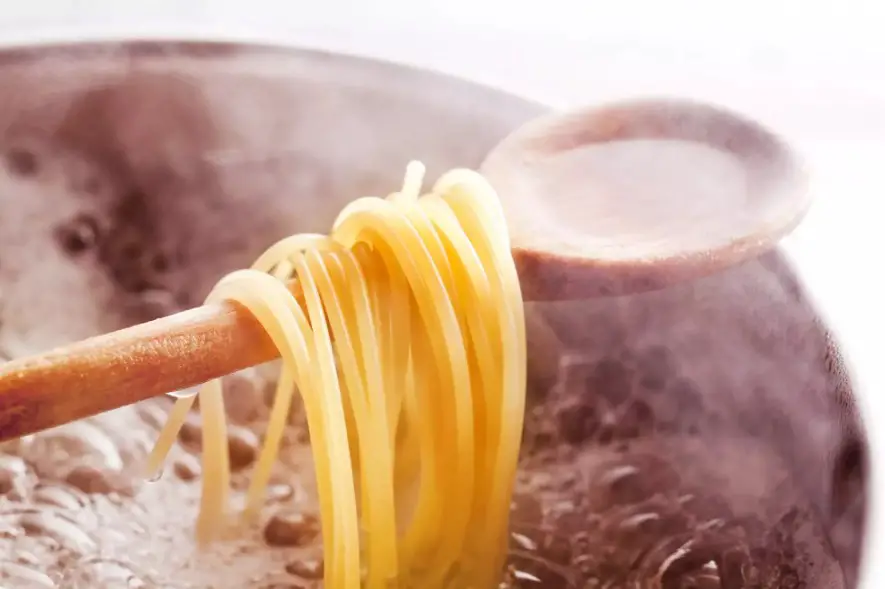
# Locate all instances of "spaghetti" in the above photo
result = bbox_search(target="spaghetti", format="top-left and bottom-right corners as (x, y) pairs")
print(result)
(145, 162), (527, 588)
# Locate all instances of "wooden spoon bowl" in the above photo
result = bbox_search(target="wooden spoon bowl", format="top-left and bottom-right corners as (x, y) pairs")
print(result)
(484, 98), (810, 299)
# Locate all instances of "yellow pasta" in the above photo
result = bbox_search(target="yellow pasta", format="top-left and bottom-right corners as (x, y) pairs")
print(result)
(144, 162), (526, 588)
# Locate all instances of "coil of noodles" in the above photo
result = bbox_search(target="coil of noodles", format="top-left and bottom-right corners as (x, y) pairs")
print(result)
(144, 162), (527, 589)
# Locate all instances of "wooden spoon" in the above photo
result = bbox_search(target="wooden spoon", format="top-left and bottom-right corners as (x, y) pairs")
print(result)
(0, 97), (808, 442)
(489, 98), (810, 300)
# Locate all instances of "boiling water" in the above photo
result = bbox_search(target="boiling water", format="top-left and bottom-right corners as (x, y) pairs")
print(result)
(0, 132), (866, 589)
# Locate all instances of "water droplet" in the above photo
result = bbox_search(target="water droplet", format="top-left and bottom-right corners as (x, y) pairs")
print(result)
(146, 467), (164, 483)
(167, 387), (199, 400)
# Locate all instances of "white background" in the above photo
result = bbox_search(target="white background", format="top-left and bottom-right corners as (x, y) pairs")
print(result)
(0, 1), (882, 586)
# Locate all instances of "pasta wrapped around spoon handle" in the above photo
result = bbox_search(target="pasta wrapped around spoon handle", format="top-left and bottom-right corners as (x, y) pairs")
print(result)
(0, 98), (808, 447)
(0, 296), (280, 441)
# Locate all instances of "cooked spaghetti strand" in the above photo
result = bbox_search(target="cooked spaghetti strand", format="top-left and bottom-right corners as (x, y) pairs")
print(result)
(149, 163), (526, 589)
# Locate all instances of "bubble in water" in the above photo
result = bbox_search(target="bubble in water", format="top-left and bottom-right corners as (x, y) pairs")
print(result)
(69, 557), (148, 589)
(0, 562), (56, 588)
(22, 421), (123, 473)
(33, 485), (86, 510)
(19, 511), (97, 555)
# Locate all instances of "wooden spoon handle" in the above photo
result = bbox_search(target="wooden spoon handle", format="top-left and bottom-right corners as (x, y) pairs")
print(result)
(0, 295), (279, 442)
